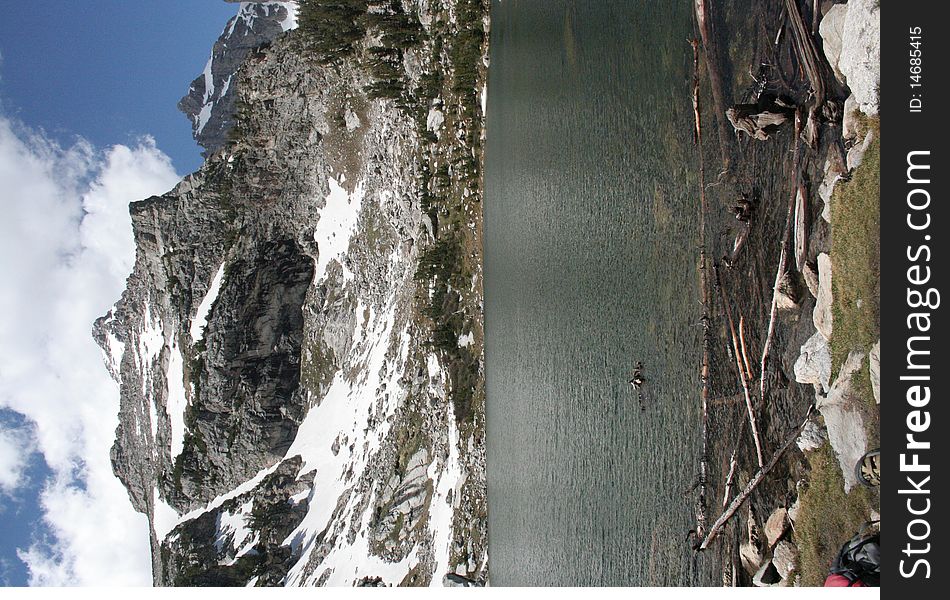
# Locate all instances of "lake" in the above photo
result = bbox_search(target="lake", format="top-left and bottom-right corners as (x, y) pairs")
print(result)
(482, 0), (725, 586)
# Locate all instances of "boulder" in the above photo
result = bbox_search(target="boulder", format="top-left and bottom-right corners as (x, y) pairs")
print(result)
(814, 253), (833, 340)
(740, 542), (763, 577)
(794, 332), (832, 393)
(793, 186), (808, 271)
(842, 94), (862, 142)
(818, 158), (844, 223)
(775, 272), (800, 310)
(802, 261), (820, 299)
(819, 4), (848, 83)
(839, 0), (881, 116)
(764, 507), (789, 548)
(818, 350), (870, 492)
(847, 130), (875, 172)
(869, 340), (881, 404)
(772, 541), (799, 581)
(787, 497), (802, 527)
(796, 419), (827, 453)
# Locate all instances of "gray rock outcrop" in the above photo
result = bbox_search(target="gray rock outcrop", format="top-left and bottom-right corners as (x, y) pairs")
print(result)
(818, 350), (870, 492)
(814, 253), (833, 340)
(820, 0), (881, 116)
(794, 332), (832, 393)
(96, 0), (491, 586)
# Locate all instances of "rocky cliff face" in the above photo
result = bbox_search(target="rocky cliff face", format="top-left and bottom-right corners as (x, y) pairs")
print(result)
(96, 0), (489, 586)
(178, 2), (298, 157)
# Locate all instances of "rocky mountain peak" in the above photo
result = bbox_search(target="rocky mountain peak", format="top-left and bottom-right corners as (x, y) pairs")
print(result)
(178, 1), (298, 157)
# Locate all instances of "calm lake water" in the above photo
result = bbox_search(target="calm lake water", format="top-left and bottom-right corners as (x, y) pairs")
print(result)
(482, 0), (723, 586)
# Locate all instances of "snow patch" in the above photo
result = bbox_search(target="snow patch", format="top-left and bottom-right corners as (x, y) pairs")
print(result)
(426, 107), (444, 133)
(138, 305), (165, 437)
(166, 341), (188, 460)
(105, 332), (125, 379)
(427, 393), (464, 585)
(283, 296), (416, 586)
(457, 331), (474, 348)
(173, 462), (282, 531)
(278, 2), (300, 31)
(215, 500), (256, 559)
(190, 262), (226, 342)
(153, 487), (181, 541)
(312, 177), (364, 284)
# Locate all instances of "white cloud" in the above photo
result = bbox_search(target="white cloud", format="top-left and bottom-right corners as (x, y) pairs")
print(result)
(0, 113), (180, 585)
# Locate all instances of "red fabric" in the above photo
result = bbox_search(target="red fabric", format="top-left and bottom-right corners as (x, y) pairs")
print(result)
(824, 574), (865, 587)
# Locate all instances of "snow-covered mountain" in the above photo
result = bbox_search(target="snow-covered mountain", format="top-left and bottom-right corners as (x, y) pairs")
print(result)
(95, 0), (489, 586)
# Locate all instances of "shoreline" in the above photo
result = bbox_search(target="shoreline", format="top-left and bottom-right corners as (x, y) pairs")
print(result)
(689, 0), (880, 586)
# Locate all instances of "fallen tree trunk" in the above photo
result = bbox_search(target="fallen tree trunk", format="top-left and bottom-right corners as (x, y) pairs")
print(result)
(699, 405), (815, 550)
(716, 265), (765, 468)
(759, 112), (802, 402)
(783, 0), (826, 148)
(691, 37), (712, 540)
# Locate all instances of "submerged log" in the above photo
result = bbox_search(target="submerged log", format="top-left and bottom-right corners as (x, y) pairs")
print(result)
(793, 182), (809, 271)
(782, 0), (827, 148)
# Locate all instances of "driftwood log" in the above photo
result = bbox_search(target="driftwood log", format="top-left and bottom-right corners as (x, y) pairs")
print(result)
(691, 37), (712, 540)
(698, 405), (816, 551)
(726, 101), (795, 141)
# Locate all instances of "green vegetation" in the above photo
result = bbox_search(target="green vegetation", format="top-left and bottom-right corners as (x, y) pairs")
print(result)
(829, 117), (880, 378)
(794, 117), (881, 587)
(794, 443), (875, 586)
(297, 0), (369, 64)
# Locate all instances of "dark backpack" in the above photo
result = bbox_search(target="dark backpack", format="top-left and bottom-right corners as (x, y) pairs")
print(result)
(827, 527), (880, 587)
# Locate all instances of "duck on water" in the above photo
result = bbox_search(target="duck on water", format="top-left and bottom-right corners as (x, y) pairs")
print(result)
(628, 362), (647, 411)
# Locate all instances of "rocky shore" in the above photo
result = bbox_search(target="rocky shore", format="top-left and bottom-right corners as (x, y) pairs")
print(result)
(690, 0), (880, 587)
(741, 0), (881, 586)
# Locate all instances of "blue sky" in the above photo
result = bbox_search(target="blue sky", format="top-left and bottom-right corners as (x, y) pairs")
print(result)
(0, 0), (237, 174)
(0, 1), (243, 586)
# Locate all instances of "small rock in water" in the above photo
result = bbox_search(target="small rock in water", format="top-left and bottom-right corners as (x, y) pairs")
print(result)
(764, 507), (789, 548)
(802, 261), (820, 299)
(774, 272), (800, 310)
(740, 541), (763, 576)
